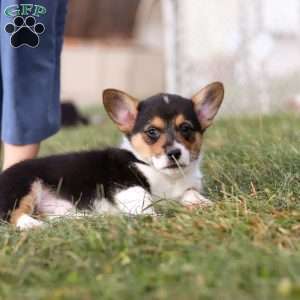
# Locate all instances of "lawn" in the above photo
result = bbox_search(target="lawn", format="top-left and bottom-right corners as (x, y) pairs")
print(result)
(0, 111), (300, 300)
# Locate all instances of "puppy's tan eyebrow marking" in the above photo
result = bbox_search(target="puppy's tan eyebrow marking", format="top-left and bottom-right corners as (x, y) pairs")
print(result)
(175, 114), (184, 127)
(149, 117), (165, 130)
(163, 95), (169, 104)
(174, 114), (192, 127)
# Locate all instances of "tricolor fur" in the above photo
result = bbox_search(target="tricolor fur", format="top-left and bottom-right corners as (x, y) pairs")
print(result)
(0, 82), (224, 229)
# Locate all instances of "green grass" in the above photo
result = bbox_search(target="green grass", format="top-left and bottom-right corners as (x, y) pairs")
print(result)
(1, 111), (300, 300)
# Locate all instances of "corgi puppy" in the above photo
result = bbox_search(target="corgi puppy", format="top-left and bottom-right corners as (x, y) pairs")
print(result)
(0, 82), (224, 230)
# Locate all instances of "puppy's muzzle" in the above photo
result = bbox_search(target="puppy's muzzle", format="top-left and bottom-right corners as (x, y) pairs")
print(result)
(166, 148), (182, 161)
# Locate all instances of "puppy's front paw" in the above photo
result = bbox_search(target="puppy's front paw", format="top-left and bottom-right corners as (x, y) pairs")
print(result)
(181, 189), (213, 210)
(114, 186), (155, 215)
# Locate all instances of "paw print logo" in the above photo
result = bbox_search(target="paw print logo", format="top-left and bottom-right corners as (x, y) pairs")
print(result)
(5, 16), (45, 48)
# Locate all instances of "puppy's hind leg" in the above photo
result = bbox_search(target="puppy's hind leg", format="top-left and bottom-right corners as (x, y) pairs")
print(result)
(10, 194), (44, 230)
(14, 214), (44, 230)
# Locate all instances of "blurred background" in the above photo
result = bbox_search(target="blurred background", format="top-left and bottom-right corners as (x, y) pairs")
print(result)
(61, 0), (300, 115)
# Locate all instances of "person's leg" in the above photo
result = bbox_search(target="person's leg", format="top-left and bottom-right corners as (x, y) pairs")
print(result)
(0, 35), (2, 165)
(2, 144), (39, 169)
(0, 0), (68, 170)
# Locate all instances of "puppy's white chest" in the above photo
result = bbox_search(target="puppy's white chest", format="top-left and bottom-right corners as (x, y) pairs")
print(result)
(135, 163), (202, 200)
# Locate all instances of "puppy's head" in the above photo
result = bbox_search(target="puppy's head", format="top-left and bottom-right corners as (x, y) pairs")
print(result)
(103, 82), (224, 175)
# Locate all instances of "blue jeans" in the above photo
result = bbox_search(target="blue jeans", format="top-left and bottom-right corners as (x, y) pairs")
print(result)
(0, 0), (67, 144)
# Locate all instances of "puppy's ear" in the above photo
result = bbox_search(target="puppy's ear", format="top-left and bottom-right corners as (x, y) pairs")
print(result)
(192, 82), (224, 130)
(103, 89), (138, 133)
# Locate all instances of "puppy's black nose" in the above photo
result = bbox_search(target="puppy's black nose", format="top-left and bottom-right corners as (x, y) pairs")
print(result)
(167, 148), (181, 161)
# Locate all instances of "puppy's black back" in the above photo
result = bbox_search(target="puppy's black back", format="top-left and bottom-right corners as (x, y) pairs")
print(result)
(0, 148), (149, 220)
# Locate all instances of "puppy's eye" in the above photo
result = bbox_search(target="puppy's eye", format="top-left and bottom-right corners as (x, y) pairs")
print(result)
(145, 127), (160, 140)
(179, 123), (194, 135)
